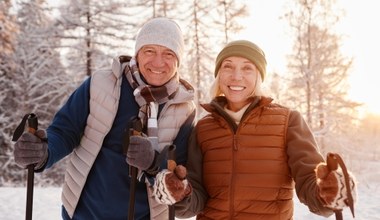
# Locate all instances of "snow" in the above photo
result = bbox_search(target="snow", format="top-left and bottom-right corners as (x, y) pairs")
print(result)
(1, 178), (379, 220)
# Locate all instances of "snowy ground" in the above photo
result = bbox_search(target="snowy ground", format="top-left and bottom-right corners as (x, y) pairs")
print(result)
(2, 148), (380, 220)
(0, 182), (379, 220)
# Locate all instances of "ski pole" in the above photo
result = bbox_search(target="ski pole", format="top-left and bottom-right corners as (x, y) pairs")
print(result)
(326, 152), (355, 220)
(123, 117), (142, 220)
(25, 114), (37, 220)
(167, 145), (176, 220)
(12, 113), (39, 220)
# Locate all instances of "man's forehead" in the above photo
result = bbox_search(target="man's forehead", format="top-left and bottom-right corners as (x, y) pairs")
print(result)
(141, 44), (174, 52)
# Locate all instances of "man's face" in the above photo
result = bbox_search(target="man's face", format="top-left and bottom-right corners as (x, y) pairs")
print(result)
(136, 45), (178, 86)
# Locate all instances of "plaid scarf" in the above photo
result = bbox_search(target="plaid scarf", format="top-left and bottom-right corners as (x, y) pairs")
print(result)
(124, 57), (179, 138)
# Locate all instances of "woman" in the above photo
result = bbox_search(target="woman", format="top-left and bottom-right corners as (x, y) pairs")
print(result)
(153, 40), (356, 220)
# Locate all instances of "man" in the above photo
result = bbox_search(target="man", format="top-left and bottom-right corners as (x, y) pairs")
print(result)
(13, 17), (196, 219)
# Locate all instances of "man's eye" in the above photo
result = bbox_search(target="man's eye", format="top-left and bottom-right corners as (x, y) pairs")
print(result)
(165, 52), (175, 58)
(145, 49), (154, 54)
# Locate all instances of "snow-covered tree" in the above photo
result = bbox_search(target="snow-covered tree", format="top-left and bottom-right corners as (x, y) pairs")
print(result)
(176, 0), (248, 117)
(56, 0), (143, 79)
(214, 0), (248, 44)
(0, 0), (73, 186)
(0, 0), (18, 115)
(0, 0), (20, 186)
(282, 0), (361, 152)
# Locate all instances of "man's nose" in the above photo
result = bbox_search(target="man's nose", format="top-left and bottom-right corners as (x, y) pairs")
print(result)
(151, 54), (165, 67)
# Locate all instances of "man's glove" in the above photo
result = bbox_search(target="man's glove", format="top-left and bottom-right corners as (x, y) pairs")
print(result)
(315, 163), (357, 210)
(14, 129), (48, 170)
(126, 135), (156, 171)
(153, 165), (192, 205)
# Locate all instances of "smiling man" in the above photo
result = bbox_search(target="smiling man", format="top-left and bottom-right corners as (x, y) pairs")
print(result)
(13, 17), (196, 220)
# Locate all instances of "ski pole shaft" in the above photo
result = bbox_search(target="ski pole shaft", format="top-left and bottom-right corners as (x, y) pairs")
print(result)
(123, 117), (142, 220)
(167, 145), (176, 220)
(26, 113), (38, 220)
(26, 166), (34, 220)
(128, 166), (138, 220)
(12, 113), (39, 220)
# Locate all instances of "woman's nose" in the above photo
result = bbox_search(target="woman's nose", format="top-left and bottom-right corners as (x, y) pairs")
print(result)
(231, 70), (243, 80)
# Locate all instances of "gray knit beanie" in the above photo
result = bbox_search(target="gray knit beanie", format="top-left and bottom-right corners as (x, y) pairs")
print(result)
(135, 17), (184, 65)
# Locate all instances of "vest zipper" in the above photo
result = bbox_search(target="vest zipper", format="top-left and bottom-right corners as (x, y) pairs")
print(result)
(230, 134), (237, 219)
(233, 134), (238, 150)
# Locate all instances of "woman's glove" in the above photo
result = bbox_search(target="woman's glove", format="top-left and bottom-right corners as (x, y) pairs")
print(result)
(126, 135), (156, 171)
(14, 129), (48, 170)
(153, 165), (192, 205)
(315, 162), (357, 210)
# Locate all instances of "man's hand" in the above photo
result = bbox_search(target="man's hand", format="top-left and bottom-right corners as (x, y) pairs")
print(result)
(126, 135), (156, 171)
(153, 165), (192, 205)
(14, 129), (48, 170)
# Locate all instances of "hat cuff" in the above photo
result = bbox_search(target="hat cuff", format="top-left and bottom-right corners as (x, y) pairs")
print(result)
(135, 37), (183, 65)
(214, 46), (266, 80)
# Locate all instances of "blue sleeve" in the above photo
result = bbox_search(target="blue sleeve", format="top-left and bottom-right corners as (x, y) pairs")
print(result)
(45, 77), (91, 168)
(172, 109), (196, 166)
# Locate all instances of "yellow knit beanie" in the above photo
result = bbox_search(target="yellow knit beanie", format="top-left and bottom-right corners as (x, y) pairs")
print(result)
(214, 40), (267, 81)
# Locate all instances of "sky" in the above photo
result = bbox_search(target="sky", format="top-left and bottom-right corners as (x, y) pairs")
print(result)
(236, 0), (380, 115)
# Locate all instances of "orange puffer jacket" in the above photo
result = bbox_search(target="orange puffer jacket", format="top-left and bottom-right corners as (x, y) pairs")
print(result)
(175, 96), (334, 220)
(197, 97), (293, 220)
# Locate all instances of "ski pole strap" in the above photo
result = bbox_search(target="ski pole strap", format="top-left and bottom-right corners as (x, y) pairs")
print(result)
(12, 113), (38, 141)
(326, 152), (355, 219)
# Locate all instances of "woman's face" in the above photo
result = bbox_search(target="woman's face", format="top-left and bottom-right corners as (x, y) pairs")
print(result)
(136, 44), (178, 86)
(218, 56), (259, 111)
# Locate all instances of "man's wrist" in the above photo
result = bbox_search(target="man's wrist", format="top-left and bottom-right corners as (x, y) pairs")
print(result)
(145, 151), (160, 176)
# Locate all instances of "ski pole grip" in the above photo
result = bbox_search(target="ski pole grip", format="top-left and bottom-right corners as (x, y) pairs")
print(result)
(326, 152), (338, 171)
(167, 145), (176, 171)
(27, 113), (38, 134)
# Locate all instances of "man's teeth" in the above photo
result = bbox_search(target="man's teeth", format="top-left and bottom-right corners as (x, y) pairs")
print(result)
(151, 70), (163, 74)
(229, 86), (244, 91)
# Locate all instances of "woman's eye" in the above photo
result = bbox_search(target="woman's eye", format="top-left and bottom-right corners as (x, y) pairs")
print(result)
(222, 64), (232, 69)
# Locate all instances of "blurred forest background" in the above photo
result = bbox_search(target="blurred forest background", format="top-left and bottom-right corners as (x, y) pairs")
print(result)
(1, 0), (379, 187)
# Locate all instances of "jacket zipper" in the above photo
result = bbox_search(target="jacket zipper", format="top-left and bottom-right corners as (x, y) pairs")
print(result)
(229, 131), (239, 219)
